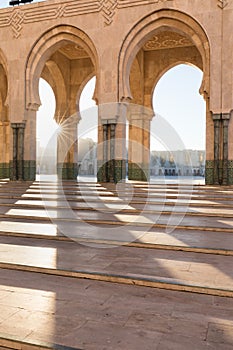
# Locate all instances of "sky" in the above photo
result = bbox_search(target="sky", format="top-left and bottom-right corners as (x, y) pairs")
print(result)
(0, 0), (206, 151)
(37, 64), (205, 151)
(0, 0), (44, 7)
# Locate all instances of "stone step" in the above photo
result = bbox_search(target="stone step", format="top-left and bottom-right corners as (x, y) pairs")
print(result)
(1, 180), (233, 198)
(0, 236), (233, 297)
(1, 189), (233, 201)
(1, 268), (233, 350)
(0, 219), (233, 255)
(1, 180), (233, 348)
(0, 334), (81, 350)
(1, 194), (233, 209)
(0, 200), (233, 218)
(0, 207), (232, 233)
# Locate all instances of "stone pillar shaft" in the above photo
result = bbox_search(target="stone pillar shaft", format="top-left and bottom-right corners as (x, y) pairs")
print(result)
(102, 124), (108, 182)
(213, 117), (221, 184)
(222, 114), (230, 185)
(18, 124), (25, 181)
(212, 112), (231, 185)
(101, 123), (116, 182)
(11, 122), (25, 181)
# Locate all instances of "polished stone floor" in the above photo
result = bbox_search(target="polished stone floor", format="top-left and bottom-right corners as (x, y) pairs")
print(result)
(0, 179), (233, 349)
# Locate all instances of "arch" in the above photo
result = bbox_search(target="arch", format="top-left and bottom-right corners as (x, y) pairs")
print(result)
(0, 49), (8, 109)
(118, 9), (210, 103)
(76, 72), (96, 111)
(151, 63), (206, 152)
(42, 60), (67, 122)
(26, 25), (99, 111)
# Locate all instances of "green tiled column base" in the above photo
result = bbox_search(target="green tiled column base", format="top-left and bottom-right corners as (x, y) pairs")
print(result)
(57, 163), (78, 180)
(10, 160), (36, 181)
(0, 163), (9, 179)
(205, 160), (233, 185)
(97, 160), (105, 182)
(128, 163), (149, 182)
(205, 160), (214, 185)
(114, 160), (126, 183)
(218, 160), (223, 185)
(97, 160), (126, 183)
(228, 160), (233, 185)
(23, 160), (36, 181)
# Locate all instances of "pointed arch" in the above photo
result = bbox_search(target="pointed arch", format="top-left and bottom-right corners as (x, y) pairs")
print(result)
(77, 72), (96, 111)
(25, 25), (99, 111)
(118, 9), (210, 103)
(42, 60), (67, 122)
(0, 50), (8, 121)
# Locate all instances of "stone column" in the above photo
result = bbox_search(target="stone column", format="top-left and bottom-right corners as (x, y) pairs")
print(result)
(11, 123), (18, 181)
(128, 107), (153, 181)
(102, 124), (108, 182)
(109, 123), (116, 182)
(222, 113), (230, 185)
(18, 123), (26, 181)
(212, 114), (221, 185)
(0, 122), (10, 179)
(10, 122), (26, 181)
(99, 122), (117, 182)
(97, 103), (127, 183)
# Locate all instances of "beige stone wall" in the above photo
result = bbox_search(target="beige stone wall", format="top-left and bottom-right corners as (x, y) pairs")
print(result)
(0, 0), (232, 182)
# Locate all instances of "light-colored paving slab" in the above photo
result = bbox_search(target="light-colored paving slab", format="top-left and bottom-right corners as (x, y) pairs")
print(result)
(0, 269), (233, 349)
(0, 236), (233, 295)
(0, 180), (233, 349)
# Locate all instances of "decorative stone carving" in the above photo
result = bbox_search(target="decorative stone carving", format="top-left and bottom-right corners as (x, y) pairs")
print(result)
(59, 44), (89, 59)
(118, 0), (173, 8)
(218, 0), (228, 9)
(0, 1), (99, 38)
(100, 0), (118, 25)
(9, 9), (24, 38)
(143, 31), (193, 51)
(0, 0), (175, 38)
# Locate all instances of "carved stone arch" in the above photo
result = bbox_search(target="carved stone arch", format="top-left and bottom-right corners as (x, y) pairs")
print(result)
(41, 60), (67, 123)
(118, 9), (210, 103)
(76, 72), (97, 112)
(26, 25), (99, 111)
(130, 53), (144, 105)
(0, 51), (8, 121)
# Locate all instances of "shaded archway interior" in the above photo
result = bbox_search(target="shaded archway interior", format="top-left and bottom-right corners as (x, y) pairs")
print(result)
(34, 41), (96, 180)
(127, 28), (205, 181)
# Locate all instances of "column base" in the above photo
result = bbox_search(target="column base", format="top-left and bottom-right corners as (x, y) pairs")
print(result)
(10, 160), (36, 181)
(205, 160), (233, 185)
(23, 160), (36, 181)
(228, 160), (233, 185)
(57, 163), (78, 180)
(97, 160), (126, 183)
(128, 163), (149, 182)
(0, 163), (10, 179)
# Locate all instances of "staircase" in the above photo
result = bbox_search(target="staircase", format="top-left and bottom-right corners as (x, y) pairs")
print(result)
(0, 179), (233, 349)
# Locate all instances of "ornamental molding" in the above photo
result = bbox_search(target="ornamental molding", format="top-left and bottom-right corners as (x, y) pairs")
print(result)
(218, 0), (228, 9)
(100, 0), (118, 25)
(143, 31), (193, 51)
(0, 0), (173, 38)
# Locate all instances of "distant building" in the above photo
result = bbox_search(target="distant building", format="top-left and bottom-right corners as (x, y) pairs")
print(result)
(150, 150), (205, 176)
(78, 138), (97, 175)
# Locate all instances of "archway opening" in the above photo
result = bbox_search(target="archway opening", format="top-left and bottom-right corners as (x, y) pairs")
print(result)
(36, 78), (57, 179)
(78, 76), (97, 180)
(26, 26), (98, 181)
(124, 23), (208, 183)
(151, 64), (206, 182)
